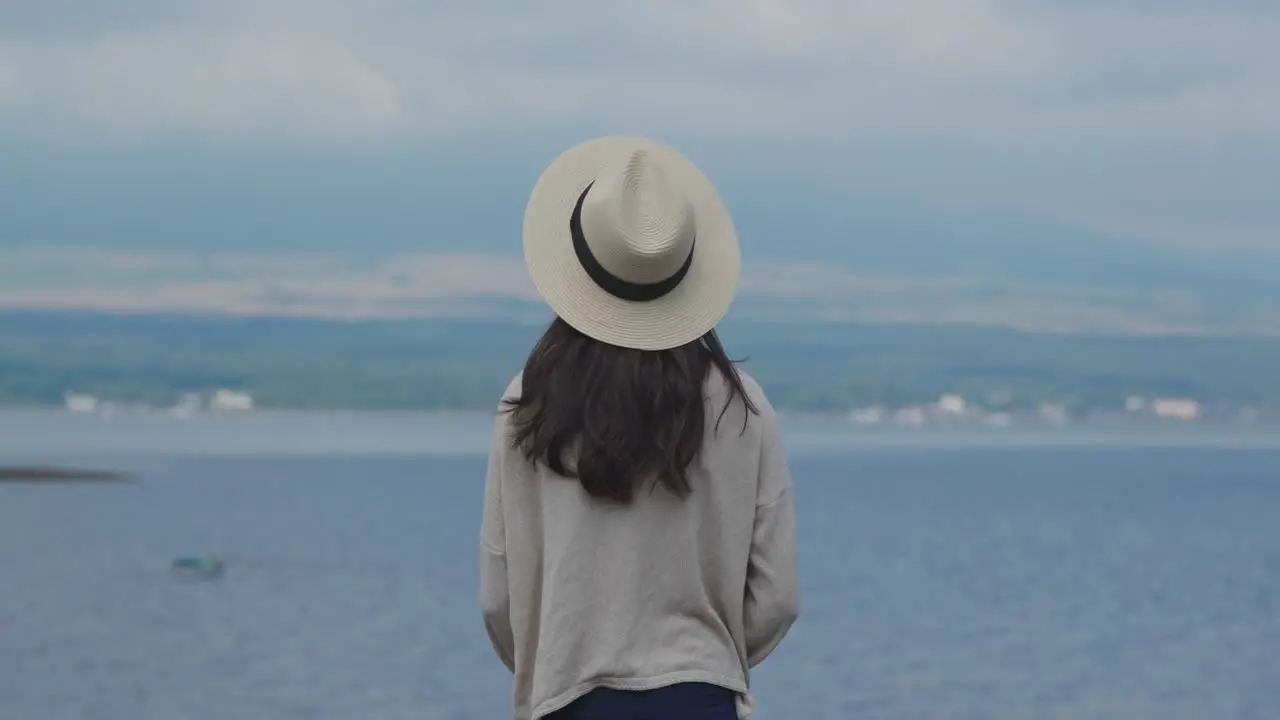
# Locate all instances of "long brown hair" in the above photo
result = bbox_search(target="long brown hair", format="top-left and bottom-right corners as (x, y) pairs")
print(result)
(502, 317), (759, 503)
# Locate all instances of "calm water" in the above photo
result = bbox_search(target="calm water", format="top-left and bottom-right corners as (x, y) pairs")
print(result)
(1, 412), (1279, 719)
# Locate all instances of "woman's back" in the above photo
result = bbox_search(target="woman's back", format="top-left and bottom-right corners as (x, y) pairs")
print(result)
(481, 367), (798, 718)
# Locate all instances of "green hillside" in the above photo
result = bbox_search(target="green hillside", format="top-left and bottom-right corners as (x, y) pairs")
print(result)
(3, 311), (1280, 413)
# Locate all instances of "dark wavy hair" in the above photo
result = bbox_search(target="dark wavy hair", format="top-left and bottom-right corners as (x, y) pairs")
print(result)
(502, 317), (759, 503)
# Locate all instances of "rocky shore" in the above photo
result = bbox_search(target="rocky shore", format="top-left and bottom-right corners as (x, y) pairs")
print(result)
(0, 467), (131, 483)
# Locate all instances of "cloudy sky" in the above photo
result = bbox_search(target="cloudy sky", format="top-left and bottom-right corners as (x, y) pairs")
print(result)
(1, 0), (1277, 331)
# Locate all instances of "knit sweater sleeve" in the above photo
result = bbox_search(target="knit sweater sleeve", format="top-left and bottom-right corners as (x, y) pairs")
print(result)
(479, 409), (516, 673)
(743, 402), (801, 667)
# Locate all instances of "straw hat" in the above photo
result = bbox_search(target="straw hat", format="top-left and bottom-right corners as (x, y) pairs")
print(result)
(522, 136), (740, 351)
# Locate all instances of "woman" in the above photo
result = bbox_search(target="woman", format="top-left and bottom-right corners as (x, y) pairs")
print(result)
(480, 136), (800, 719)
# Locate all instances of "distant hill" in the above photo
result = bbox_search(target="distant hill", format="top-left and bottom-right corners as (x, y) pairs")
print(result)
(3, 310), (1280, 413)
(5, 142), (1280, 336)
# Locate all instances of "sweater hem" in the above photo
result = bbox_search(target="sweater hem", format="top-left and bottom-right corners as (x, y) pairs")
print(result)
(530, 670), (750, 720)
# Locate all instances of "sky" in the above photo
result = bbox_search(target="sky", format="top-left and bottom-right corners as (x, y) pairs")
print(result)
(1, 0), (1278, 332)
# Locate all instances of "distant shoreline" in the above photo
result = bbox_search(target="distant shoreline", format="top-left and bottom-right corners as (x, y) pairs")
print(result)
(4, 409), (1280, 460)
(5, 310), (1280, 418)
(9, 403), (1278, 430)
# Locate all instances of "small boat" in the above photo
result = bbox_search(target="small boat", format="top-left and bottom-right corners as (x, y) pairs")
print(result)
(171, 556), (225, 580)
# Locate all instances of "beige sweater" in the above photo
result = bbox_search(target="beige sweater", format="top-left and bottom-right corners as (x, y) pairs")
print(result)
(479, 370), (800, 719)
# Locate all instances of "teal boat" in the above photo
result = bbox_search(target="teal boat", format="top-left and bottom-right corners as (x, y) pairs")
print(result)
(171, 556), (224, 580)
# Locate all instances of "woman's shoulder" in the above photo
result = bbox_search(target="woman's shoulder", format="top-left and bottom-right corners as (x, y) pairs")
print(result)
(707, 367), (777, 421)
(735, 369), (770, 406)
(502, 372), (524, 404)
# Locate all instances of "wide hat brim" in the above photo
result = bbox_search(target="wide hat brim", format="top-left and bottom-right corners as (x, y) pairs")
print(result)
(522, 136), (740, 351)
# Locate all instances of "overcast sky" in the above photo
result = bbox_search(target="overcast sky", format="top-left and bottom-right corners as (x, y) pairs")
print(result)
(1, 0), (1277, 327)
(3, 0), (1277, 144)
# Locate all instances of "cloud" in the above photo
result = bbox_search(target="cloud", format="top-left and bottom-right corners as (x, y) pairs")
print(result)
(2, 246), (1277, 335)
(0, 23), (403, 139)
(1, 1), (1277, 275)
(0, 0), (1277, 144)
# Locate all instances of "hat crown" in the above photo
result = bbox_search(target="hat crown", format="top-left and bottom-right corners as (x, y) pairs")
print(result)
(578, 150), (696, 285)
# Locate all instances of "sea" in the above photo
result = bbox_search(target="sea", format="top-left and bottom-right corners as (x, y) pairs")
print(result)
(1, 409), (1278, 719)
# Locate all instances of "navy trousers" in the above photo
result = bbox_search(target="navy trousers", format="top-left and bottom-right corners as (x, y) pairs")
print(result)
(547, 682), (737, 720)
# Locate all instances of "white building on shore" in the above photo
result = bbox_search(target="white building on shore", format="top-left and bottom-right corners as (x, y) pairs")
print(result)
(64, 393), (98, 413)
(1151, 398), (1200, 421)
(937, 394), (966, 416)
(210, 389), (255, 412)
